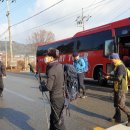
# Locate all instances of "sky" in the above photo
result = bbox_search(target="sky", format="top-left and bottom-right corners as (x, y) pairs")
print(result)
(0, 0), (130, 43)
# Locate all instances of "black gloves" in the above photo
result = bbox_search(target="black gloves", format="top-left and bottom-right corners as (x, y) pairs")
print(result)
(39, 80), (48, 92)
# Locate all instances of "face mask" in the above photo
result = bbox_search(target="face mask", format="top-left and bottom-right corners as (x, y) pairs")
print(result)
(44, 57), (49, 64)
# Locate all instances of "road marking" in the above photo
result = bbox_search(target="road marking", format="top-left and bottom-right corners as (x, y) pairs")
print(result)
(5, 88), (35, 102)
(93, 127), (105, 130)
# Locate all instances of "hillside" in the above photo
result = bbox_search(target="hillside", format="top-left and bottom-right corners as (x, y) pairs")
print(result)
(0, 41), (36, 55)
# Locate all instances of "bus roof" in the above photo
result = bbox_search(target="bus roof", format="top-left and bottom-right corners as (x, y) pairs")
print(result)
(37, 37), (72, 47)
(37, 17), (130, 46)
(74, 17), (130, 38)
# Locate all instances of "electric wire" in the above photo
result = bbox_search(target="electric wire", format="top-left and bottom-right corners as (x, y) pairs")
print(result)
(11, 0), (64, 28)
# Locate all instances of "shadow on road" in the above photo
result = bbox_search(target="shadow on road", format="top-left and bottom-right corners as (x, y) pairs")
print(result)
(0, 108), (35, 130)
(86, 91), (130, 106)
(70, 104), (109, 121)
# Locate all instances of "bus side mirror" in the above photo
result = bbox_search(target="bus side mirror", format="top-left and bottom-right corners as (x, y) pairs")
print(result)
(104, 40), (114, 57)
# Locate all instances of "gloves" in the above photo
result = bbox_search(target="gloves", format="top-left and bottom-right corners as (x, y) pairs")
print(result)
(39, 80), (48, 92)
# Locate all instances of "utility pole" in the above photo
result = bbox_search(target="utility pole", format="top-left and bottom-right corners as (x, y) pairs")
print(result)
(76, 8), (92, 31)
(5, 37), (7, 68)
(0, 0), (16, 70)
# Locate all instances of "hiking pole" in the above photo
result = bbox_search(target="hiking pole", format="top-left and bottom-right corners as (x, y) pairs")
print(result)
(38, 70), (62, 127)
(43, 91), (62, 125)
(38, 70), (50, 130)
(41, 91), (50, 129)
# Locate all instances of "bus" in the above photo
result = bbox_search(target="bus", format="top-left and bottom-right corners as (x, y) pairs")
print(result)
(36, 17), (130, 85)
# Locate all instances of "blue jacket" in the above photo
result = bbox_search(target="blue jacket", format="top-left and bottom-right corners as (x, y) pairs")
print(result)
(73, 57), (86, 73)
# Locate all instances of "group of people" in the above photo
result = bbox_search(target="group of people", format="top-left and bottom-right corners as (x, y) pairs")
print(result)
(41, 48), (130, 130)
(1, 47), (130, 129)
(40, 48), (87, 130)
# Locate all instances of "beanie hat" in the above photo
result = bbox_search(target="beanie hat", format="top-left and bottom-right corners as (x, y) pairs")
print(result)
(72, 51), (78, 57)
(47, 48), (59, 59)
(109, 53), (120, 59)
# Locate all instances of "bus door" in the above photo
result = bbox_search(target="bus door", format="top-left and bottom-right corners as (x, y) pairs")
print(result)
(118, 35), (130, 68)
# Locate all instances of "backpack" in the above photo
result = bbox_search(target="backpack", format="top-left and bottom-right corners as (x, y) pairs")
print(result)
(81, 56), (88, 72)
(63, 64), (79, 114)
(115, 63), (129, 92)
(126, 68), (130, 80)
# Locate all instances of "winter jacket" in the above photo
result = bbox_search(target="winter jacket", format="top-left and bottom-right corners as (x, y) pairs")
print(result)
(73, 57), (86, 73)
(109, 61), (128, 94)
(45, 61), (64, 99)
(0, 61), (6, 77)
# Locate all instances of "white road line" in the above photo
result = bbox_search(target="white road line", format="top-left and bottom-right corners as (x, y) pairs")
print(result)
(5, 88), (35, 102)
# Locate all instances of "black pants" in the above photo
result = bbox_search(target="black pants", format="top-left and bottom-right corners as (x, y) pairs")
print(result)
(77, 73), (86, 96)
(0, 77), (4, 93)
(50, 97), (66, 130)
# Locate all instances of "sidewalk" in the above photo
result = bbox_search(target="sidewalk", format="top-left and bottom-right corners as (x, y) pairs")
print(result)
(94, 124), (130, 130)
(106, 124), (130, 130)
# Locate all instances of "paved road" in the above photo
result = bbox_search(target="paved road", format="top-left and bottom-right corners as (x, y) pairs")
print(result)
(0, 72), (130, 130)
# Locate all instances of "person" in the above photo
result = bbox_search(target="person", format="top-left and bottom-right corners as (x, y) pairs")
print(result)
(28, 63), (38, 79)
(41, 48), (66, 130)
(72, 51), (87, 99)
(105, 53), (130, 125)
(0, 60), (6, 97)
(28, 63), (35, 73)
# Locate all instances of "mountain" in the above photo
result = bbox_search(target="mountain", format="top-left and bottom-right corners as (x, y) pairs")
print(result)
(0, 41), (36, 55)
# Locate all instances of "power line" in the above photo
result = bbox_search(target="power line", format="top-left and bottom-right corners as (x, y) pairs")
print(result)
(0, 0), (107, 37)
(0, 0), (64, 38)
(2, 0), (127, 42)
(0, 0), (110, 39)
(11, 0), (64, 27)
(0, 29), (8, 38)
(110, 7), (130, 22)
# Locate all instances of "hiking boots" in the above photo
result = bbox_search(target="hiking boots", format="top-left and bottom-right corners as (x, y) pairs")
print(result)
(127, 115), (130, 126)
(81, 95), (87, 99)
(108, 118), (122, 124)
(78, 93), (87, 99)
(126, 122), (130, 126)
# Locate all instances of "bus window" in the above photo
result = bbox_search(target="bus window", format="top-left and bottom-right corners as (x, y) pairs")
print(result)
(116, 25), (130, 36)
(119, 35), (130, 67)
(104, 39), (114, 56)
(76, 30), (112, 52)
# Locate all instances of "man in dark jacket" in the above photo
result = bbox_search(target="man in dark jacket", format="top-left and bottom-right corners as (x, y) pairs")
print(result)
(41, 48), (65, 130)
(0, 60), (6, 97)
(106, 53), (130, 125)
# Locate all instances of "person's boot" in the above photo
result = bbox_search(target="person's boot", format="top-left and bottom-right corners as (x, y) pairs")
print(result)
(126, 115), (130, 126)
(110, 108), (121, 124)
(81, 89), (87, 99)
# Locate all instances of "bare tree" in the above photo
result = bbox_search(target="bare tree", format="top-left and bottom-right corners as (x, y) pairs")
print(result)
(27, 29), (55, 55)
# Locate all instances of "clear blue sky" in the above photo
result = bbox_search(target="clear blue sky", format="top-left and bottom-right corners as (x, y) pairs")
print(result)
(0, 0), (130, 43)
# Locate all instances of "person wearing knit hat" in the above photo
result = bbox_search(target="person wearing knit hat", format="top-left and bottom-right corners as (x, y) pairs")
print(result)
(106, 53), (130, 125)
(72, 51), (87, 99)
(109, 53), (120, 59)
